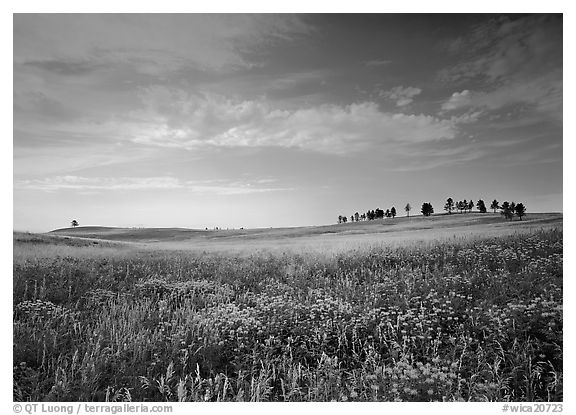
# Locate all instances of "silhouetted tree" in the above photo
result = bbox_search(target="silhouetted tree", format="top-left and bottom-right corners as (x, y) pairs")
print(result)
(375, 208), (384, 219)
(354, 212), (360, 222)
(342, 216), (348, 223)
(444, 198), (454, 214)
(456, 201), (464, 213)
(510, 202), (516, 214)
(391, 207), (396, 218)
(405, 203), (411, 217)
(350, 215), (354, 223)
(490, 199), (499, 213)
(361, 213), (366, 221)
(515, 203), (526, 220)
(421, 202), (434, 217)
(71, 220), (79, 227)
(468, 200), (474, 212)
(477, 199), (487, 213)
(385, 209), (391, 218)
(500, 201), (514, 221)
(338, 215), (343, 224)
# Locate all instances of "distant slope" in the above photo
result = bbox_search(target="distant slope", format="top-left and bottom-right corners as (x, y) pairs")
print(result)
(49, 213), (562, 246)
(49, 226), (207, 242)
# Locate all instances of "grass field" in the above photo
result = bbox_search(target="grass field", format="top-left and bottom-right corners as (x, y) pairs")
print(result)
(13, 213), (563, 401)
(47, 212), (562, 254)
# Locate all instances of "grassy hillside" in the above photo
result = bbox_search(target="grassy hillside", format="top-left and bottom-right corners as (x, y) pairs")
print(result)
(45, 213), (563, 254)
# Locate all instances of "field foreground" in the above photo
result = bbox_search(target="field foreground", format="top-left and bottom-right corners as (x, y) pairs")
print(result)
(13, 215), (563, 401)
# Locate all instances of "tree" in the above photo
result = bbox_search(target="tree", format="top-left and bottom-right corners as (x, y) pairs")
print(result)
(490, 199), (499, 213)
(463, 199), (468, 213)
(500, 201), (514, 221)
(350, 215), (354, 223)
(515, 203), (526, 220)
(342, 216), (348, 223)
(385, 209), (391, 218)
(444, 198), (454, 214)
(468, 200), (474, 212)
(405, 203), (411, 217)
(361, 213), (366, 221)
(375, 208), (384, 219)
(476, 199), (487, 213)
(338, 215), (343, 224)
(71, 220), (79, 227)
(421, 202), (434, 217)
(354, 212), (360, 222)
(456, 201), (464, 213)
(391, 207), (396, 218)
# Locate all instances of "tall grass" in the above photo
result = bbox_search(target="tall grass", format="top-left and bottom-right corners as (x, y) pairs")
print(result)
(13, 229), (562, 401)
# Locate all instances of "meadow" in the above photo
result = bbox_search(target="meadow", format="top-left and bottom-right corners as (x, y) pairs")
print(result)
(13, 214), (563, 402)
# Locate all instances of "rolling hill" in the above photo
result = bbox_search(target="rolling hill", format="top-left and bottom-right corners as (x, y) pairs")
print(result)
(46, 212), (563, 253)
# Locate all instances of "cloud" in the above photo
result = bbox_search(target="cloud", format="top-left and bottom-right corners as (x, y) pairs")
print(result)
(441, 70), (562, 121)
(439, 15), (562, 123)
(14, 175), (292, 195)
(363, 59), (392, 67)
(14, 91), (81, 121)
(14, 14), (312, 73)
(440, 15), (561, 83)
(441, 90), (474, 111)
(120, 88), (459, 154)
(381, 86), (422, 107)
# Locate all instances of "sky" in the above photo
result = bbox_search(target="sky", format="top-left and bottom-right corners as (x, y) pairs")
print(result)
(13, 13), (563, 232)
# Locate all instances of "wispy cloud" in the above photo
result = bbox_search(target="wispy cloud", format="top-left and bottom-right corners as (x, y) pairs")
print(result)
(438, 15), (562, 123)
(380, 86), (422, 107)
(14, 14), (312, 73)
(363, 59), (392, 67)
(441, 70), (562, 122)
(14, 176), (293, 195)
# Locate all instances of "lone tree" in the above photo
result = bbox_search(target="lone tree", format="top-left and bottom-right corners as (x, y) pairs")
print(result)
(490, 199), (499, 213)
(444, 198), (454, 214)
(391, 206), (396, 218)
(515, 203), (526, 220)
(71, 220), (79, 227)
(421, 202), (434, 217)
(477, 199), (487, 213)
(405, 203), (411, 217)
